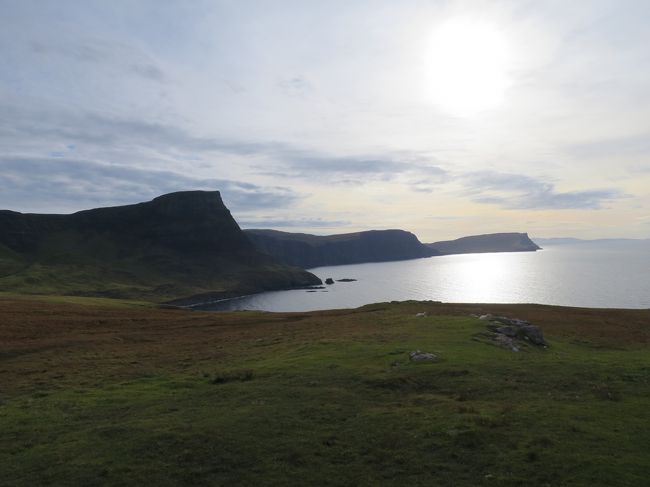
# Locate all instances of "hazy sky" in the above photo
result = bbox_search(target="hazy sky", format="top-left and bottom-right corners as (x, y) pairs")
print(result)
(1, 0), (649, 240)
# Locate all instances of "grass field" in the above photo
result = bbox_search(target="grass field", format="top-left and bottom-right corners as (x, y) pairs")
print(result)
(1, 296), (649, 486)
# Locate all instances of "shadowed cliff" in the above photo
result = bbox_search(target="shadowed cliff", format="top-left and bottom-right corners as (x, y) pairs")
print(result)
(244, 229), (438, 268)
(245, 229), (541, 268)
(427, 232), (541, 255)
(0, 191), (321, 302)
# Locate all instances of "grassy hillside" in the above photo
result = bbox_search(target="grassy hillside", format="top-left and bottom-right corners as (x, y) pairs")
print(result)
(1, 296), (649, 486)
(0, 192), (320, 302)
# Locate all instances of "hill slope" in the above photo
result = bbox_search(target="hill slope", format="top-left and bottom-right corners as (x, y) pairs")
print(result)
(0, 191), (320, 302)
(2, 296), (650, 486)
(427, 232), (541, 255)
(245, 229), (438, 268)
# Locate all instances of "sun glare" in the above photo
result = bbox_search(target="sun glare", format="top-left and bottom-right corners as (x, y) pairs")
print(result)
(423, 19), (511, 116)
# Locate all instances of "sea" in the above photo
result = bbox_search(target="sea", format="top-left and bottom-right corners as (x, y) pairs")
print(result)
(196, 240), (650, 312)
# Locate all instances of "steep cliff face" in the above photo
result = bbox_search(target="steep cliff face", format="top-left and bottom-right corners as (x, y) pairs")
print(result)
(426, 233), (541, 255)
(245, 229), (438, 268)
(0, 191), (252, 254)
(0, 191), (320, 302)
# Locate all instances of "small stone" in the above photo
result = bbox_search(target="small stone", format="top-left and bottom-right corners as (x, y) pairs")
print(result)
(415, 312), (427, 317)
(479, 314), (493, 321)
(409, 350), (438, 362)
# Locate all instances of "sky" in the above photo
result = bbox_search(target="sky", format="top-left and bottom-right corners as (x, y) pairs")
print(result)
(1, 0), (649, 241)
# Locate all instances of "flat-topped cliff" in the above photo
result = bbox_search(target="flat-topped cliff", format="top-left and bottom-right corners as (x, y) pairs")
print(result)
(427, 232), (541, 255)
(0, 191), (320, 302)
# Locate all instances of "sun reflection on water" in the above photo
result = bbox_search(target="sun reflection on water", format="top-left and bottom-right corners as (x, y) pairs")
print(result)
(430, 252), (527, 303)
(201, 244), (650, 312)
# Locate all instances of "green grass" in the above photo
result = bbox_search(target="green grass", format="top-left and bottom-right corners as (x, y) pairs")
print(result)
(1, 301), (649, 486)
(0, 231), (320, 303)
(0, 291), (154, 308)
(0, 252), (313, 303)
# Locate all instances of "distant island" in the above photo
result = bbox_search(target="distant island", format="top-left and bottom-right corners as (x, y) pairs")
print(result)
(426, 232), (541, 255)
(533, 237), (650, 246)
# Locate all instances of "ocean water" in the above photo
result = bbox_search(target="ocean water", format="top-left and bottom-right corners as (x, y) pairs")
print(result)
(197, 241), (650, 311)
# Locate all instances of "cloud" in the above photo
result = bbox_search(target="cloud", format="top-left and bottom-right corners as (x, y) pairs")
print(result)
(566, 133), (650, 159)
(0, 157), (301, 214)
(0, 105), (282, 156)
(0, 99), (456, 223)
(426, 215), (466, 221)
(0, 105), (449, 193)
(277, 76), (312, 97)
(239, 217), (350, 229)
(29, 38), (168, 82)
(129, 63), (166, 82)
(256, 153), (448, 185)
(463, 171), (624, 210)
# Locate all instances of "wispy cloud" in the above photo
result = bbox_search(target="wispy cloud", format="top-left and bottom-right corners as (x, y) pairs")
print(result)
(0, 106), (281, 155)
(0, 157), (301, 214)
(566, 133), (650, 159)
(256, 154), (448, 185)
(239, 217), (350, 229)
(463, 171), (624, 210)
(277, 76), (313, 98)
(0, 104), (449, 190)
(29, 38), (168, 82)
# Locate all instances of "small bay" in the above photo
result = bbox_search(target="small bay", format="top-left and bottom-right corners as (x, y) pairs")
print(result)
(197, 241), (650, 311)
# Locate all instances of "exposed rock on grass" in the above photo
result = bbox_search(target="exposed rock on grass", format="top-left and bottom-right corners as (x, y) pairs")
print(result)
(477, 314), (548, 351)
(494, 333), (520, 352)
(409, 350), (438, 362)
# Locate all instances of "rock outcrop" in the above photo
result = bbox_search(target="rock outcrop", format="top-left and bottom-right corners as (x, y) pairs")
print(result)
(476, 314), (548, 351)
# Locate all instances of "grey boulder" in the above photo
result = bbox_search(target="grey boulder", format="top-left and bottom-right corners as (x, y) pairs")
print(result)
(409, 350), (438, 362)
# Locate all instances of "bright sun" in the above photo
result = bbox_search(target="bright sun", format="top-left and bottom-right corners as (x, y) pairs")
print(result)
(423, 19), (511, 116)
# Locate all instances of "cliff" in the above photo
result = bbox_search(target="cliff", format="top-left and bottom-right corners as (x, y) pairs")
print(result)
(0, 191), (321, 302)
(244, 229), (438, 268)
(427, 233), (541, 255)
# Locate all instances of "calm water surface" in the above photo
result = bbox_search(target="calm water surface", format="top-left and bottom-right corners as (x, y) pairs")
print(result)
(198, 242), (650, 311)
